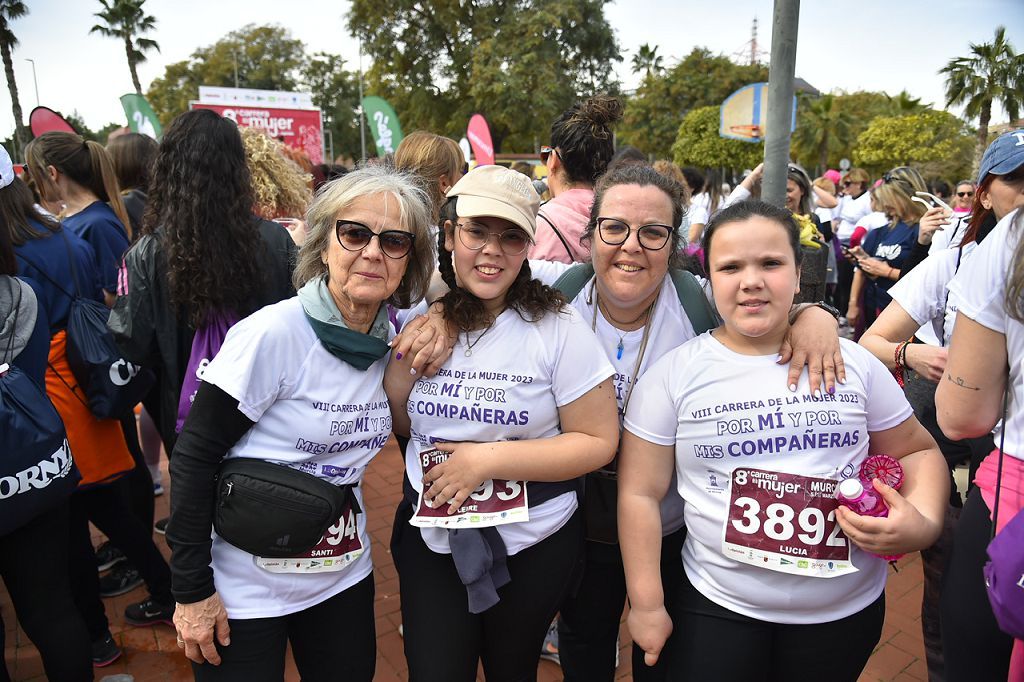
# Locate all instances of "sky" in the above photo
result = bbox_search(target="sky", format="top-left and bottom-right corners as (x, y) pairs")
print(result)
(3, 0), (1022, 142)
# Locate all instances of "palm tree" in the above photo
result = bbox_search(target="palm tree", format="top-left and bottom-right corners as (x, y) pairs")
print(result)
(90, 0), (159, 94)
(887, 90), (926, 115)
(631, 44), (663, 80)
(0, 0), (28, 157)
(940, 26), (1024, 169)
(792, 94), (852, 175)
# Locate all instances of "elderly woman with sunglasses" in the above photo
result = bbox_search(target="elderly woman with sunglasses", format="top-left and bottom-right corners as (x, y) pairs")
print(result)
(167, 166), (440, 681)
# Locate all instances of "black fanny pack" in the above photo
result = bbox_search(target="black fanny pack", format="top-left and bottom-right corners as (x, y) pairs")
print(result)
(214, 458), (361, 557)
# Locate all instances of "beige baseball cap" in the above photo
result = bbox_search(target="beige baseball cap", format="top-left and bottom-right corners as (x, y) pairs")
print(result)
(446, 164), (539, 238)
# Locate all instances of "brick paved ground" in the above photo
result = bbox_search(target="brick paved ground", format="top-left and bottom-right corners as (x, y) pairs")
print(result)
(3, 437), (929, 681)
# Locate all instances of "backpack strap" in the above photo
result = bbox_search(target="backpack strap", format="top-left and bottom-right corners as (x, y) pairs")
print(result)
(551, 263), (596, 300)
(669, 269), (717, 334)
(537, 210), (576, 263)
(15, 252), (76, 301)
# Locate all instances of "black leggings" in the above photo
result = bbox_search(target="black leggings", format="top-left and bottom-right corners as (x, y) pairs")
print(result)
(0, 501), (92, 682)
(664, 568), (884, 681)
(393, 500), (584, 682)
(68, 481), (173, 640)
(556, 527), (686, 682)
(940, 488), (1013, 681)
(191, 573), (376, 682)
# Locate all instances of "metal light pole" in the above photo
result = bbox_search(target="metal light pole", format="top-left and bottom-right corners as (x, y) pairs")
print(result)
(761, 0), (800, 208)
(25, 59), (39, 106)
(357, 38), (367, 164)
(231, 49), (239, 88)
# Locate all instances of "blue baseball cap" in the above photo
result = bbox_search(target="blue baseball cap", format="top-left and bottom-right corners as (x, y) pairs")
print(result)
(977, 129), (1024, 185)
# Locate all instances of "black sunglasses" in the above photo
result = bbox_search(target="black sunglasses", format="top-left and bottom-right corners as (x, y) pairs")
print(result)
(956, 191), (974, 198)
(335, 220), (415, 259)
(540, 145), (561, 164)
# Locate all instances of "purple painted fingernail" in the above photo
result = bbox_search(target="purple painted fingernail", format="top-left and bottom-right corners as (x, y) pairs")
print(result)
(395, 352), (403, 360)
(828, 385), (835, 394)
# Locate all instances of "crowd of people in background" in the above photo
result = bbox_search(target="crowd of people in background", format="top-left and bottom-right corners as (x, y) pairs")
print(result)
(1, 93), (1022, 682)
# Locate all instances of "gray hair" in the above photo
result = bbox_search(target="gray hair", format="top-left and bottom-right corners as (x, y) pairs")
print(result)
(294, 165), (435, 307)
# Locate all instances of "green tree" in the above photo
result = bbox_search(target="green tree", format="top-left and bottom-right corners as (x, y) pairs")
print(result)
(90, 0), (160, 94)
(792, 93), (852, 174)
(301, 52), (361, 162)
(672, 105), (762, 171)
(940, 26), (1024, 168)
(886, 89), (927, 115)
(619, 47), (768, 159)
(348, 0), (621, 152)
(853, 109), (974, 181)
(0, 0), (27, 157)
(147, 24), (306, 125)
(631, 43), (663, 79)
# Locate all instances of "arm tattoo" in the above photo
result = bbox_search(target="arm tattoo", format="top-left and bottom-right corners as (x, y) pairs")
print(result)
(945, 373), (981, 391)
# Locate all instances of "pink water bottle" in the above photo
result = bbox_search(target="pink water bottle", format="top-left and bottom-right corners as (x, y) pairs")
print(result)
(835, 478), (902, 563)
(835, 478), (888, 517)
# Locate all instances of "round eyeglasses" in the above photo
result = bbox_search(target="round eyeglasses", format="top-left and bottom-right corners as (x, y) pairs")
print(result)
(595, 217), (673, 251)
(457, 222), (532, 256)
(335, 220), (415, 259)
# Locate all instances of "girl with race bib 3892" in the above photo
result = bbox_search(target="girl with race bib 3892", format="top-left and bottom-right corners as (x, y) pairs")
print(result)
(617, 199), (948, 681)
(384, 164), (619, 682)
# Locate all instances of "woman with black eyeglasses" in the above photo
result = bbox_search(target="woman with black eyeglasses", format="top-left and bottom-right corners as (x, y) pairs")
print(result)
(163, 165), (439, 680)
(531, 95), (623, 264)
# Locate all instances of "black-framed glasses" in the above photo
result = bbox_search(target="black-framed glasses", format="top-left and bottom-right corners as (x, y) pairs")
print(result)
(596, 217), (673, 250)
(956, 191), (974, 198)
(457, 222), (532, 256)
(335, 220), (415, 259)
(540, 145), (561, 164)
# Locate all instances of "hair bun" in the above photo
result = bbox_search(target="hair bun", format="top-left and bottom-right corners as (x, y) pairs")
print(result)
(579, 95), (624, 129)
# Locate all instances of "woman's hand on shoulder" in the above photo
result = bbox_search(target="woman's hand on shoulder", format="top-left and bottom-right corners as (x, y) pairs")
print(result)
(421, 441), (492, 514)
(389, 305), (453, 378)
(780, 305), (845, 396)
(835, 479), (942, 555)
(173, 592), (231, 666)
(627, 605), (673, 668)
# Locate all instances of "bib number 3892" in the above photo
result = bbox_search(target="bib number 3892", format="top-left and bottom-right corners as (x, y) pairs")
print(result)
(721, 467), (857, 578)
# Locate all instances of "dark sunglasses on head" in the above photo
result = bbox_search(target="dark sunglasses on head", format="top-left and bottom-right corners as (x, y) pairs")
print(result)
(335, 220), (415, 259)
(540, 145), (561, 164)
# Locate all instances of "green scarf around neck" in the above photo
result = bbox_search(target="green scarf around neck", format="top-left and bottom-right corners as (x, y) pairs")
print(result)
(297, 276), (391, 370)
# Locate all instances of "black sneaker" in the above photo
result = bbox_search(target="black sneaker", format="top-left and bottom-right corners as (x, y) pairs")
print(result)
(91, 632), (122, 667)
(154, 517), (168, 535)
(99, 564), (143, 597)
(124, 597), (174, 627)
(95, 541), (126, 573)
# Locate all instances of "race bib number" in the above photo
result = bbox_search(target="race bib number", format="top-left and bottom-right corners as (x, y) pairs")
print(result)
(255, 501), (363, 573)
(722, 467), (856, 578)
(410, 448), (529, 529)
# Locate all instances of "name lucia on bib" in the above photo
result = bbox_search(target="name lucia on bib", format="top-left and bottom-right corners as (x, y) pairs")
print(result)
(722, 467), (857, 578)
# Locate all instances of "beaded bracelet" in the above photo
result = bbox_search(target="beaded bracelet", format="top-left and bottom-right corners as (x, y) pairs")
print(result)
(893, 340), (910, 388)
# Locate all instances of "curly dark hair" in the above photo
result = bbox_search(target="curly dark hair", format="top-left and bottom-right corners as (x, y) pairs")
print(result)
(550, 95), (624, 186)
(436, 197), (565, 333)
(142, 109), (262, 327)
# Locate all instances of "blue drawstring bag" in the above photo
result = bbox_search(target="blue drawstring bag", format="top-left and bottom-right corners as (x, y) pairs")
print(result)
(0, 294), (80, 536)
